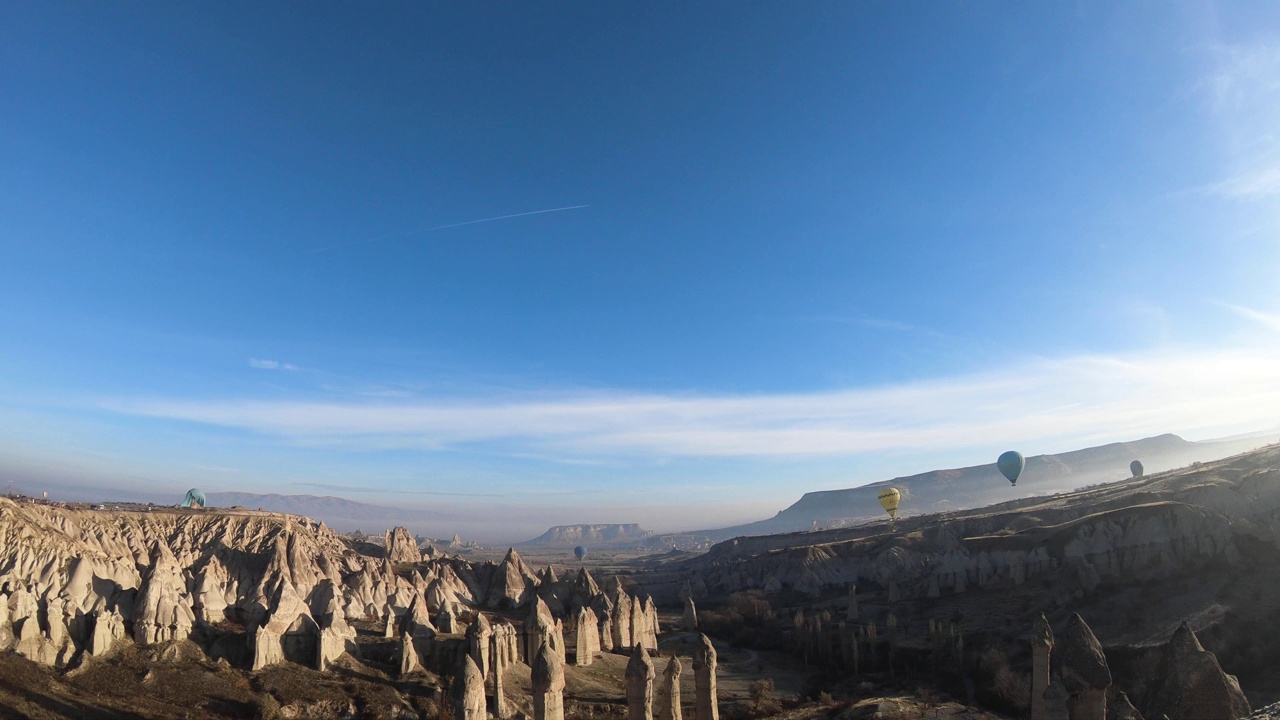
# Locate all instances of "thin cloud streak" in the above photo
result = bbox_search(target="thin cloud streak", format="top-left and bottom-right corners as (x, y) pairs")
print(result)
(314, 205), (590, 254)
(104, 346), (1280, 459)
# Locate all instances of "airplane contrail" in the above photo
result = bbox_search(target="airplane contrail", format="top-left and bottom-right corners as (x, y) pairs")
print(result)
(313, 204), (590, 254)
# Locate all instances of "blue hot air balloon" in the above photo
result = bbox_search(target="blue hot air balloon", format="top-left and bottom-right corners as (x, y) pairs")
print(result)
(997, 451), (1024, 486)
(182, 488), (206, 508)
(573, 545), (588, 561)
(1130, 460), (1144, 478)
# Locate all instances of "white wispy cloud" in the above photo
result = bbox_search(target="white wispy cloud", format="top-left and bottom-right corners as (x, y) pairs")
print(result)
(1199, 39), (1280, 199)
(110, 346), (1280, 459)
(249, 359), (298, 371)
(1220, 302), (1280, 332)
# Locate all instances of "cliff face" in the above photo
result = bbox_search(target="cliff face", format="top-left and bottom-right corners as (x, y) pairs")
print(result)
(519, 524), (654, 548)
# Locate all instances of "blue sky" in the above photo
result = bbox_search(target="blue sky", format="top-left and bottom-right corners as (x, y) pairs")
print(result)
(2, 3), (1279, 541)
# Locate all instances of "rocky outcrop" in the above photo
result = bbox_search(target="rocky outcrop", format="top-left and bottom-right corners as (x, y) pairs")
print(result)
(399, 630), (420, 675)
(1054, 613), (1111, 720)
(659, 655), (683, 720)
(532, 641), (565, 720)
(574, 607), (599, 666)
(490, 627), (508, 718)
(693, 633), (719, 720)
(627, 643), (655, 720)
(133, 541), (195, 647)
(487, 548), (537, 609)
(385, 527), (422, 564)
(1109, 692), (1143, 720)
(1142, 622), (1249, 720)
(452, 655), (486, 720)
(251, 581), (318, 671)
(1033, 613), (1054, 720)
(612, 586), (633, 650)
(467, 612), (492, 677)
(683, 596), (698, 630)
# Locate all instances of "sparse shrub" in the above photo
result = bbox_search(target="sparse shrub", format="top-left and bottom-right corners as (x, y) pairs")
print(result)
(253, 693), (282, 720)
(975, 646), (1029, 715)
(747, 679), (783, 717)
(818, 691), (834, 705)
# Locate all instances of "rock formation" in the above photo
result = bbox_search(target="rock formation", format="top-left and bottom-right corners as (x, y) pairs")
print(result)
(1109, 692), (1143, 720)
(683, 595), (698, 630)
(613, 586), (633, 650)
(487, 548), (537, 609)
(490, 628), (508, 718)
(1033, 612), (1054, 720)
(467, 612), (492, 677)
(626, 643), (655, 720)
(1142, 622), (1249, 720)
(134, 541), (195, 646)
(384, 527), (422, 564)
(1054, 613), (1111, 720)
(452, 655), (487, 720)
(846, 584), (858, 621)
(693, 633), (719, 720)
(574, 606), (599, 666)
(532, 641), (565, 720)
(659, 655), (683, 720)
(399, 630), (420, 675)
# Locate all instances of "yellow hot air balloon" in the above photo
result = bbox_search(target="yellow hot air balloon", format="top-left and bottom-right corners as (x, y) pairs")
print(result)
(877, 488), (901, 519)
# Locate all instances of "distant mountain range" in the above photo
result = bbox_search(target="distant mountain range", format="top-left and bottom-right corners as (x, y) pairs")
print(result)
(517, 523), (654, 548)
(682, 431), (1280, 542)
(204, 492), (450, 534)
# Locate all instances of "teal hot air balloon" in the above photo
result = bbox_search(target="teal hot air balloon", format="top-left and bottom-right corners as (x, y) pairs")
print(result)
(1130, 460), (1144, 478)
(182, 488), (206, 509)
(573, 545), (588, 562)
(997, 451), (1024, 486)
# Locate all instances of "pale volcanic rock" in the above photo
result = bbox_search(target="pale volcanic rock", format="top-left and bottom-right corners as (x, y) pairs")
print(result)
(251, 581), (317, 671)
(571, 568), (602, 614)
(403, 593), (437, 638)
(425, 578), (452, 614)
(466, 611), (492, 677)
(133, 541), (196, 647)
(1143, 622), (1249, 720)
(487, 548), (538, 609)
(683, 596), (698, 630)
(532, 641), (566, 720)
(193, 555), (232, 624)
(626, 643), (656, 720)
(452, 654), (487, 720)
(1054, 613), (1111, 720)
(489, 627), (508, 718)
(438, 605), (457, 634)
(693, 633), (719, 720)
(0, 593), (12, 651)
(399, 630), (420, 675)
(574, 606), (600, 666)
(659, 655), (683, 720)
(89, 607), (126, 656)
(385, 527), (422, 564)
(612, 587), (633, 650)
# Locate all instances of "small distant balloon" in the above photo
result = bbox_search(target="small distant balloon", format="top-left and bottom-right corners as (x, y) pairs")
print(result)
(1130, 460), (1144, 478)
(573, 545), (588, 561)
(877, 488), (901, 519)
(997, 451), (1024, 486)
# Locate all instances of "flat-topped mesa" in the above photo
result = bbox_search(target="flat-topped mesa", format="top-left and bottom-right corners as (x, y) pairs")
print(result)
(692, 633), (719, 720)
(626, 644), (656, 720)
(385, 527), (422, 564)
(452, 655), (487, 720)
(133, 541), (196, 647)
(1054, 613), (1111, 720)
(532, 641), (566, 720)
(1143, 621), (1249, 720)
(1032, 613), (1055, 720)
(659, 655), (683, 720)
(487, 548), (537, 609)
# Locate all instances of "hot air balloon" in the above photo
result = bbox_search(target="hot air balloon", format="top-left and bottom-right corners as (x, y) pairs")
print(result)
(997, 451), (1024, 486)
(1130, 460), (1144, 478)
(573, 545), (588, 561)
(877, 488), (901, 519)
(181, 488), (206, 509)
